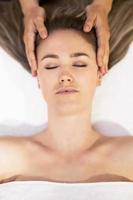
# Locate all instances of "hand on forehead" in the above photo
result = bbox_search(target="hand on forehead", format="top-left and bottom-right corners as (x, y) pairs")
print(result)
(21, 0), (111, 76)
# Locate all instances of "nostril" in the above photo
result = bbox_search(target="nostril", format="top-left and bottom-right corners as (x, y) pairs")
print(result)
(60, 77), (72, 83)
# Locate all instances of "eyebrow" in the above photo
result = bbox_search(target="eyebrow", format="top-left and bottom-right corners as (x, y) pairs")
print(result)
(41, 52), (90, 61)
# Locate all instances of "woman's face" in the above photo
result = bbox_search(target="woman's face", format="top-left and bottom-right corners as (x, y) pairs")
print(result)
(36, 29), (101, 114)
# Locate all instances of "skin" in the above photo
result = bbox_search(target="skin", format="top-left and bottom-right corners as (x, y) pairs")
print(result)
(19, 0), (112, 77)
(0, 29), (133, 183)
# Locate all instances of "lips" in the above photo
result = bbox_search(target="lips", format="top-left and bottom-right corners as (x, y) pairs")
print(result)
(56, 88), (79, 94)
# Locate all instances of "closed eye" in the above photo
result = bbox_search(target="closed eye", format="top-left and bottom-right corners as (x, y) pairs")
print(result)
(45, 64), (87, 70)
(73, 64), (87, 67)
(45, 66), (58, 69)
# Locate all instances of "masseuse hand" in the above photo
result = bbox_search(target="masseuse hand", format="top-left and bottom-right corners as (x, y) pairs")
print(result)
(84, 2), (111, 75)
(22, 0), (112, 77)
(23, 5), (47, 76)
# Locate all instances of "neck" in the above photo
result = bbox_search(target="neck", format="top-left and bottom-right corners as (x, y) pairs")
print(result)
(42, 109), (101, 158)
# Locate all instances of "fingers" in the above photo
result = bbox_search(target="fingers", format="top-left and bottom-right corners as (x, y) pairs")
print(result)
(35, 17), (48, 39)
(23, 6), (48, 77)
(84, 4), (110, 76)
(83, 6), (96, 32)
(23, 26), (37, 76)
(102, 40), (109, 74)
(95, 20), (110, 75)
(23, 19), (47, 77)
(27, 36), (37, 76)
(83, 15), (95, 32)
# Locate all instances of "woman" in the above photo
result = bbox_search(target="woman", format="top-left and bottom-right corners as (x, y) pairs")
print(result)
(0, 0), (133, 184)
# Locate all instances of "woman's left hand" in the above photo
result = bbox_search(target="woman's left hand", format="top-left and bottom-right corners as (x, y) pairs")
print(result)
(84, 3), (111, 75)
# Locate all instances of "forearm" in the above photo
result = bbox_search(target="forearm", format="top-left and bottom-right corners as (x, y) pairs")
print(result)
(93, 0), (113, 13)
(19, 0), (39, 15)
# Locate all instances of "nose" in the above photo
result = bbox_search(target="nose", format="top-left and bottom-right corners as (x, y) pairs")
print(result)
(59, 74), (73, 84)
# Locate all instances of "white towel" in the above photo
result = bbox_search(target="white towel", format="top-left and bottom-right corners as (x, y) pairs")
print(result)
(0, 181), (133, 200)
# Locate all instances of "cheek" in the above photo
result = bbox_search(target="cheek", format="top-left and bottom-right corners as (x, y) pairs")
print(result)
(37, 70), (56, 101)
(79, 67), (98, 94)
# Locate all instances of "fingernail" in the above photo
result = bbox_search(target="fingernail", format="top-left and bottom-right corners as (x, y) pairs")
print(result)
(32, 73), (36, 77)
(31, 70), (36, 76)
(101, 68), (106, 75)
(84, 25), (90, 32)
(32, 71), (35, 77)
(35, 71), (37, 76)
(42, 32), (47, 39)
(104, 64), (108, 73)
(106, 68), (108, 73)
(103, 69), (108, 75)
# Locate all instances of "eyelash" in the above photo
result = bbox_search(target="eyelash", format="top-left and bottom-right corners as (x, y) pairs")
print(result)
(45, 64), (87, 70)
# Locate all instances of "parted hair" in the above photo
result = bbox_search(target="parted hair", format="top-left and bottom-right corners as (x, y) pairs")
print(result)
(0, 0), (133, 74)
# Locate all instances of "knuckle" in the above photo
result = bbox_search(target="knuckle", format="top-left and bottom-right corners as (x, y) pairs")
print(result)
(28, 50), (34, 58)
(28, 41), (34, 48)
(27, 30), (34, 37)
(99, 50), (104, 58)
(35, 16), (43, 23)
(37, 21), (44, 28)
(38, 26), (45, 31)
(37, 25), (43, 31)
(86, 18), (93, 24)
(86, 9), (94, 18)
(29, 53), (35, 60)
(26, 18), (33, 26)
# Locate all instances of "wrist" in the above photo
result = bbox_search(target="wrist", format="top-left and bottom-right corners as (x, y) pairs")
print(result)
(19, 0), (39, 15)
(92, 0), (113, 14)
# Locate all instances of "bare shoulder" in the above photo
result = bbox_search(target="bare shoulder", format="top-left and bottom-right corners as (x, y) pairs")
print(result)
(0, 135), (29, 153)
(105, 135), (133, 180)
(0, 135), (30, 181)
(106, 135), (133, 155)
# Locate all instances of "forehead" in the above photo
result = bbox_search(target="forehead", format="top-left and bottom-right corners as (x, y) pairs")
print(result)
(36, 29), (95, 60)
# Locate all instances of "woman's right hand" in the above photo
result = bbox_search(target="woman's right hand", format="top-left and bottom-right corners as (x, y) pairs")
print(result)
(23, 5), (48, 76)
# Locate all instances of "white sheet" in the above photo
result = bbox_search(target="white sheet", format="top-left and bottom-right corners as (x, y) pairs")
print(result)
(0, 181), (133, 200)
(0, 43), (133, 137)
